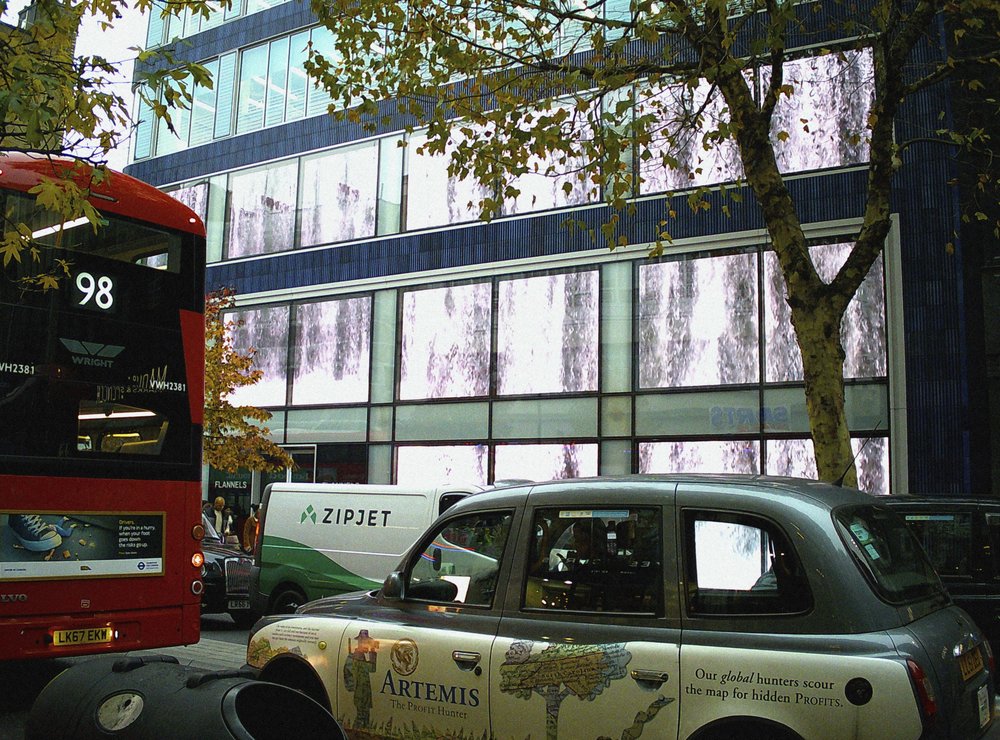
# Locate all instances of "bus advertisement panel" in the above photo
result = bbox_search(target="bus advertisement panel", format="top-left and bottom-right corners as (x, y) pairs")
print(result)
(0, 153), (206, 659)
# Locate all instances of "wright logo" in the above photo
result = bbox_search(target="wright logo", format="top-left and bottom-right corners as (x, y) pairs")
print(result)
(59, 339), (124, 368)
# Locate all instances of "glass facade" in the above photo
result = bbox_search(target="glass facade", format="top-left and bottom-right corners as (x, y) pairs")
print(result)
(142, 43), (874, 247)
(143, 11), (898, 495)
(204, 235), (891, 493)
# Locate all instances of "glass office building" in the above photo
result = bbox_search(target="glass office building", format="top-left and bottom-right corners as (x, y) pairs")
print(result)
(126, 0), (995, 502)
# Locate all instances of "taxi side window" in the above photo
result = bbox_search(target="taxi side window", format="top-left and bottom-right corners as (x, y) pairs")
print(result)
(685, 511), (812, 616)
(407, 510), (513, 607)
(523, 507), (662, 615)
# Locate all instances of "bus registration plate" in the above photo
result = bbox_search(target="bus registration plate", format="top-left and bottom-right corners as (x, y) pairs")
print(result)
(52, 627), (113, 646)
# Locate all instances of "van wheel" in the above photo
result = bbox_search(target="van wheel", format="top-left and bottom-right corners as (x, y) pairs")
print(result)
(271, 588), (305, 615)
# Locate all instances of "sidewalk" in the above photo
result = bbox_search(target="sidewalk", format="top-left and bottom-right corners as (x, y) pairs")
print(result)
(127, 636), (247, 672)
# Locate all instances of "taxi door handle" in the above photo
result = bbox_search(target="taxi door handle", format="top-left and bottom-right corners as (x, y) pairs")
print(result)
(452, 651), (482, 674)
(631, 669), (669, 686)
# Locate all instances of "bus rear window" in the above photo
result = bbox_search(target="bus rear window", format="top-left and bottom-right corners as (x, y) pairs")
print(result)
(77, 401), (170, 456)
(5, 191), (181, 273)
(835, 505), (946, 604)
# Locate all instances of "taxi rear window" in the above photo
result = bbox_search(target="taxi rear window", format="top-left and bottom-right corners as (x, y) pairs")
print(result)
(835, 505), (946, 604)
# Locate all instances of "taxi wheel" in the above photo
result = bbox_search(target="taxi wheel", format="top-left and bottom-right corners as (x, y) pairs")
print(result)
(271, 587), (305, 615)
(696, 720), (801, 740)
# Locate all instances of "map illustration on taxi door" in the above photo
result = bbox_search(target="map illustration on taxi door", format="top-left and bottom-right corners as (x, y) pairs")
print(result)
(498, 640), (672, 740)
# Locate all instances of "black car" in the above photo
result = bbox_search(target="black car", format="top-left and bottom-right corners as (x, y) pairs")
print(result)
(882, 495), (1000, 653)
(200, 513), (255, 628)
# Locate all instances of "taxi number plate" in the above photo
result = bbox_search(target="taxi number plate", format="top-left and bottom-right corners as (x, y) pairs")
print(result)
(977, 683), (990, 728)
(960, 648), (985, 681)
(52, 627), (113, 646)
(228, 599), (251, 610)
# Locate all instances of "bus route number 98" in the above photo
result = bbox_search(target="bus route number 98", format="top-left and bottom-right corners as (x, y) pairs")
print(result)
(75, 271), (115, 310)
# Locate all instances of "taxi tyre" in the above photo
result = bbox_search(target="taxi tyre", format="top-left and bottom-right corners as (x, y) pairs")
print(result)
(258, 655), (332, 714)
(691, 717), (802, 740)
(271, 586), (306, 615)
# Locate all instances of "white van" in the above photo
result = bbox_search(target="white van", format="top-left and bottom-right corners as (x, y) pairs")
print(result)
(248, 482), (483, 618)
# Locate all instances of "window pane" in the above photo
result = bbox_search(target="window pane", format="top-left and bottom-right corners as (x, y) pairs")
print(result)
(399, 283), (491, 400)
(764, 437), (889, 495)
(155, 78), (191, 155)
(236, 43), (267, 134)
(167, 181), (209, 222)
(306, 27), (334, 117)
(395, 445), (488, 486)
(639, 77), (742, 194)
(638, 252), (760, 388)
(145, 2), (167, 47)
(408, 510), (513, 606)
(524, 507), (662, 614)
(766, 50), (873, 173)
(687, 513), (811, 615)
(291, 297), (372, 405)
(225, 305), (289, 407)
(395, 403), (489, 441)
(494, 443), (598, 481)
(214, 53), (237, 139)
(265, 36), (290, 128)
(639, 440), (760, 474)
(189, 58), (219, 147)
(225, 160), (298, 258)
(404, 131), (490, 229)
(492, 398), (598, 439)
(286, 32), (310, 121)
(765, 243), (886, 382)
(133, 92), (154, 160)
(500, 103), (596, 216)
(377, 136), (404, 235)
(298, 142), (378, 247)
(497, 271), (598, 395)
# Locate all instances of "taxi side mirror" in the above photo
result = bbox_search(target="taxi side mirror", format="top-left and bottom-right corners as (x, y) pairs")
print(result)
(382, 571), (405, 600)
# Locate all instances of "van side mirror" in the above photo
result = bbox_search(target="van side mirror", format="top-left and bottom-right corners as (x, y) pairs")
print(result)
(382, 571), (406, 600)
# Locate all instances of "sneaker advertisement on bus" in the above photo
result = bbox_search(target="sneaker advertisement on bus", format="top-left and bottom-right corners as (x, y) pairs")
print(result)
(0, 512), (164, 579)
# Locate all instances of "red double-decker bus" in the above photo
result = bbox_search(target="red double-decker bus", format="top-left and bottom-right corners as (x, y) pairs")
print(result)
(0, 153), (206, 659)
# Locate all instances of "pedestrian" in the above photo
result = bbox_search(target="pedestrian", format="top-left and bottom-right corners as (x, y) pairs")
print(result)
(243, 504), (259, 553)
(211, 496), (235, 541)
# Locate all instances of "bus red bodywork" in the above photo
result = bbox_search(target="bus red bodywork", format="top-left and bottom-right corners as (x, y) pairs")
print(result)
(0, 153), (206, 659)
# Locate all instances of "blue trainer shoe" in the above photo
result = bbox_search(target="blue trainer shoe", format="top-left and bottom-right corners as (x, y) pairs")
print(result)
(8, 514), (63, 552)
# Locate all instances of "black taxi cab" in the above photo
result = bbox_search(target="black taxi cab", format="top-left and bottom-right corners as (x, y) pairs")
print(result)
(245, 475), (995, 739)
(882, 496), (1000, 655)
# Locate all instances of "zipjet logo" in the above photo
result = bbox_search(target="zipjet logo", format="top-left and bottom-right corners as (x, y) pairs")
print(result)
(300, 505), (317, 524)
(60, 338), (125, 368)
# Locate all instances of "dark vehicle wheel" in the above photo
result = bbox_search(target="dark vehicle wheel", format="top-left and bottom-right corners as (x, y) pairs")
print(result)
(271, 588), (306, 615)
(230, 611), (257, 629)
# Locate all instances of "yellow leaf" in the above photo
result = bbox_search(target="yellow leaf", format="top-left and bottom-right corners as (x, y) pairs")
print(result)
(37, 274), (60, 291)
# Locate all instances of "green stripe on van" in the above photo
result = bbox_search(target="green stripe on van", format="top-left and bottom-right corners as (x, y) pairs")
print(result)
(258, 534), (383, 602)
